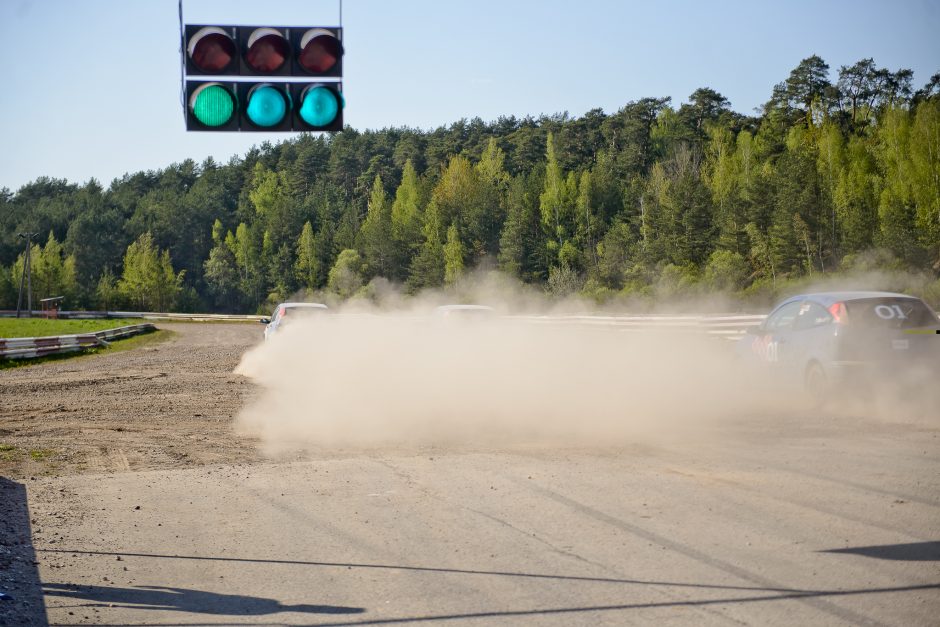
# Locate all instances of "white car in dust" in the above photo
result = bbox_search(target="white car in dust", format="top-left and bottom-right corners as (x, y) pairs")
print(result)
(260, 302), (328, 340)
(432, 304), (495, 319)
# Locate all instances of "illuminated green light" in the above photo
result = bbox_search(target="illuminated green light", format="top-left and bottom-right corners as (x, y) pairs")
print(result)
(246, 85), (288, 127)
(191, 84), (235, 127)
(299, 86), (339, 127)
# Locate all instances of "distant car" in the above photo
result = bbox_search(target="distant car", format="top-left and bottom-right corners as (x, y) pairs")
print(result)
(260, 302), (328, 340)
(432, 304), (495, 319)
(738, 291), (939, 402)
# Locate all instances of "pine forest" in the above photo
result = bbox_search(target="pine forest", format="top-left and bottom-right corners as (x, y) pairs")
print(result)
(2, 56), (939, 313)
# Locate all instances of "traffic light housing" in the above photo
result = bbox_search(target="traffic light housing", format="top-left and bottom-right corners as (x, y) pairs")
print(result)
(182, 25), (343, 132)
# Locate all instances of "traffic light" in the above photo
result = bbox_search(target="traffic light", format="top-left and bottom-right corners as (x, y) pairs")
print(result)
(182, 25), (343, 132)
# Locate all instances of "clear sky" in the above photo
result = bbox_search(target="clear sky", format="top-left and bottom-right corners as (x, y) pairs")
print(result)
(1, 0), (937, 192)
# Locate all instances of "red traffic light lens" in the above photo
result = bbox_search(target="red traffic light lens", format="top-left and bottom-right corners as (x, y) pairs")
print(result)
(297, 29), (340, 74)
(188, 27), (236, 73)
(245, 28), (290, 73)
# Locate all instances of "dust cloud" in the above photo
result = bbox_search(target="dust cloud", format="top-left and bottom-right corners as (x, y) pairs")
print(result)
(234, 301), (778, 454)
(234, 271), (938, 454)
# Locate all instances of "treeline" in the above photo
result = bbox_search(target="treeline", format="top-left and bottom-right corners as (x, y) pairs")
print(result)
(1, 56), (938, 313)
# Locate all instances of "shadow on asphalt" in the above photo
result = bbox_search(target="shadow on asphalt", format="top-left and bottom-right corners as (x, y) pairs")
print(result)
(821, 541), (940, 561)
(0, 477), (49, 626)
(37, 548), (940, 626)
(41, 548), (812, 593)
(39, 585), (940, 627)
(42, 583), (364, 616)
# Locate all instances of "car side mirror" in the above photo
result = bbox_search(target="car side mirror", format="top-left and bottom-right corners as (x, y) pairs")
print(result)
(260, 318), (270, 324)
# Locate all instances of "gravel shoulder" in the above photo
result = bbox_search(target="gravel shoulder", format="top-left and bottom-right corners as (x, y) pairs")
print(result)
(0, 322), (263, 625)
(0, 322), (263, 479)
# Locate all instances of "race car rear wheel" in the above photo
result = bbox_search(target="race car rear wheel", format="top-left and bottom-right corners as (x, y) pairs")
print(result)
(804, 361), (829, 407)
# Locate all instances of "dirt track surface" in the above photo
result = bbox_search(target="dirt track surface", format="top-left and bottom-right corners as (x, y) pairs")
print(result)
(1, 322), (939, 626)
(0, 323), (263, 478)
(1, 322), (265, 625)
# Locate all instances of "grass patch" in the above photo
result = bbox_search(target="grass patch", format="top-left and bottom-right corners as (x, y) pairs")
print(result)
(0, 328), (173, 370)
(0, 318), (142, 339)
(102, 327), (173, 354)
(0, 445), (16, 462)
(28, 449), (55, 461)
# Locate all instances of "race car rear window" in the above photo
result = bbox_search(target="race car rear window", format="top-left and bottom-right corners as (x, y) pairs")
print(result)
(843, 298), (938, 328)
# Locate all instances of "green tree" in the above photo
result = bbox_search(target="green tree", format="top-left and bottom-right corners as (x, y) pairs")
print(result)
(31, 232), (78, 304)
(95, 267), (119, 311)
(909, 100), (940, 262)
(745, 222), (776, 287)
(677, 87), (732, 142)
(769, 127), (826, 274)
(838, 58), (879, 127)
(230, 222), (263, 307)
(64, 182), (125, 302)
(10, 233), (78, 306)
(703, 249), (749, 292)
(249, 164), (293, 235)
(497, 175), (528, 278)
(359, 175), (396, 278)
(874, 107), (921, 263)
(443, 224), (465, 286)
(573, 170), (599, 271)
(704, 126), (746, 254)
(390, 159), (424, 276)
(408, 200), (445, 290)
(668, 145), (714, 266)
(118, 232), (184, 311)
(154, 249), (185, 312)
(594, 221), (639, 289)
(0, 263), (13, 309)
(203, 241), (239, 311)
(469, 138), (509, 257)
(834, 135), (878, 253)
(327, 249), (365, 299)
(429, 155), (478, 245)
(814, 121), (844, 257)
(601, 97), (670, 176)
(294, 221), (319, 290)
(641, 162), (671, 264)
(539, 132), (572, 248)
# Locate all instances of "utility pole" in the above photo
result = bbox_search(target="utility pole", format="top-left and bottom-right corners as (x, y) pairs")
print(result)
(16, 232), (38, 318)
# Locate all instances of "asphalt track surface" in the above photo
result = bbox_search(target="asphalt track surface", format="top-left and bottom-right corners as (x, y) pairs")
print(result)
(2, 323), (938, 626)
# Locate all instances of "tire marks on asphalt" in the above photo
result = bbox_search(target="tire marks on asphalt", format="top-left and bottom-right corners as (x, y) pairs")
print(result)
(510, 475), (890, 627)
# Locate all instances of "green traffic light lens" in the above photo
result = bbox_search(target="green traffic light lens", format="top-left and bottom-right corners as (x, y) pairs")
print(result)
(299, 86), (339, 127)
(190, 84), (235, 127)
(246, 85), (289, 127)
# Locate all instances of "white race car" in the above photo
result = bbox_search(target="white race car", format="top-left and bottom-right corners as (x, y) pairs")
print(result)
(260, 302), (328, 340)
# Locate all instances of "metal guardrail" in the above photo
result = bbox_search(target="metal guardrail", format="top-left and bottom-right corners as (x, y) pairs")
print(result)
(109, 312), (266, 322)
(0, 310), (763, 330)
(0, 312), (766, 361)
(507, 314), (766, 338)
(0, 323), (156, 360)
(0, 310), (265, 322)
